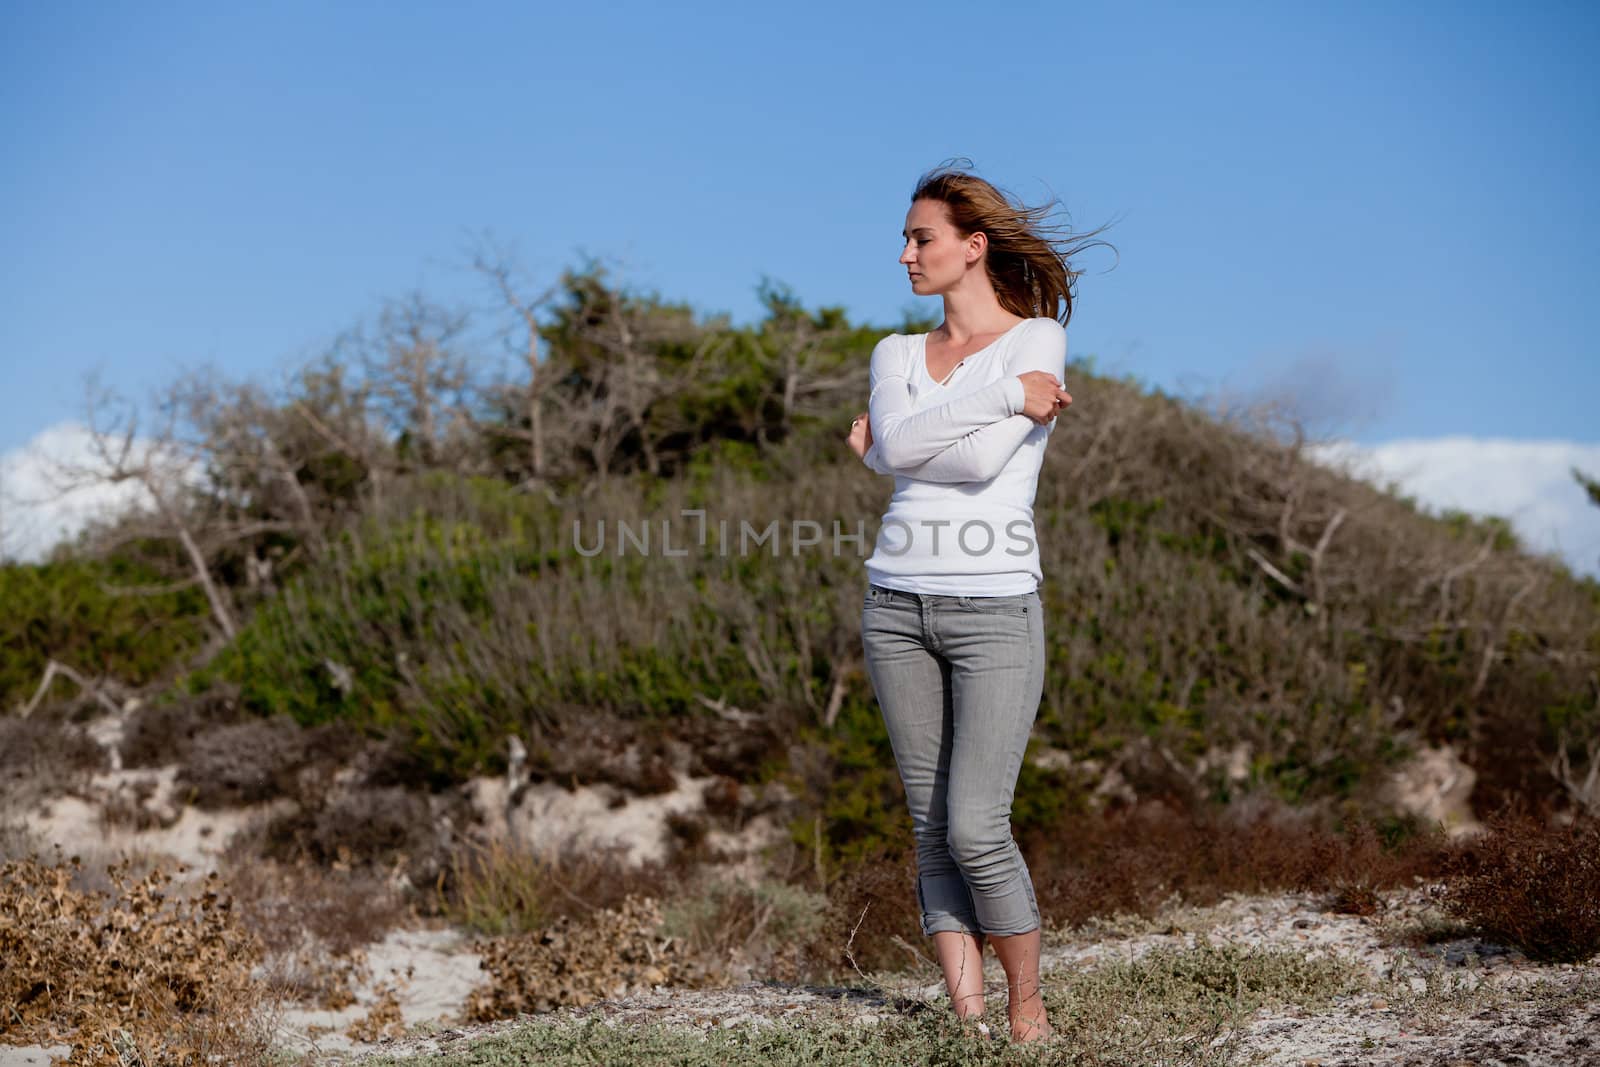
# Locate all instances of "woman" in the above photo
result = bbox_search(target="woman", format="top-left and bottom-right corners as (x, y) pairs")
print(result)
(845, 163), (1101, 1044)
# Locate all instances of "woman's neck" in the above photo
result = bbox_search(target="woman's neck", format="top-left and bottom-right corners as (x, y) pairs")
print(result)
(938, 283), (1018, 344)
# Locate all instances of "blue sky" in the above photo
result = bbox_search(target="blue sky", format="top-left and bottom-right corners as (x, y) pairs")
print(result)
(2, 1), (1598, 568)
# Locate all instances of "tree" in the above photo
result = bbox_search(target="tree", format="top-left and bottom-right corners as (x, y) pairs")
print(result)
(1575, 467), (1600, 509)
(42, 374), (291, 641)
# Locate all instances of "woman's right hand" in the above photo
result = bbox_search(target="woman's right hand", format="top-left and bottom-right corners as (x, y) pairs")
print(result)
(1017, 371), (1072, 424)
(847, 410), (872, 458)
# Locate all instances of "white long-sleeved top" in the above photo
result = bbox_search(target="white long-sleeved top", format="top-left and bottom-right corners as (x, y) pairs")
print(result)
(860, 316), (1066, 596)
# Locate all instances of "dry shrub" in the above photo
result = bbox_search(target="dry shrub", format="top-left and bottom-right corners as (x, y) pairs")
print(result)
(443, 836), (555, 935)
(0, 854), (272, 1065)
(463, 894), (705, 1021)
(0, 715), (106, 804)
(808, 843), (924, 977)
(674, 712), (787, 783)
(811, 794), (1457, 977)
(658, 868), (829, 984)
(1326, 880), (1385, 916)
(448, 835), (827, 987)
(1024, 796), (1454, 929)
(534, 714), (681, 794)
(177, 715), (310, 807)
(172, 712), (367, 810)
(1432, 804), (1600, 963)
(223, 855), (409, 957)
(120, 688), (243, 769)
(254, 784), (458, 888)
(345, 980), (406, 1042)
(217, 854), (410, 1010)
(440, 835), (689, 936)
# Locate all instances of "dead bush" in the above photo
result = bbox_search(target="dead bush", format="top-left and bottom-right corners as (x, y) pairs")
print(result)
(808, 842), (925, 977)
(120, 687), (244, 769)
(439, 835), (686, 936)
(255, 785), (459, 888)
(221, 854), (409, 958)
(1024, 796), (1453, 930)
(442, 836), (556, 936)
(172, 712), (368, 811)
(177, 715), (310, 807)
(0, 715), (106, 804)
(675, 712), (786, 782)
(660, 866), (829, 984)
(462, 894), (706, 1021)
(346, 981), (406, 1042)
(532, 714), (680, 795)
(0, 854), (272, 1065)
(1432, 803), (1600, 963)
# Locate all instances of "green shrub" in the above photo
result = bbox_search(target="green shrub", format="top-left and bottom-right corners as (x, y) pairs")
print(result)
(0, 557), (211, 711)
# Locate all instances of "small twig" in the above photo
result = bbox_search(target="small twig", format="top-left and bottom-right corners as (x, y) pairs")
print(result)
(842, 901), (873, 982)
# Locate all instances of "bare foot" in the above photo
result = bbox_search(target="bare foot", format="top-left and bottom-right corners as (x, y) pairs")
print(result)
(1009, 1000), (1054, 1043)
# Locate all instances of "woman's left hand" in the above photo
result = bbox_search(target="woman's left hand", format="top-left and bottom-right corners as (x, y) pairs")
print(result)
(847, 411), (873, 458)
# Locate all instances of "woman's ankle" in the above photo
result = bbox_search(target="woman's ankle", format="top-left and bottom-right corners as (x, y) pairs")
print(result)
(1007, 996), (1051, 1038)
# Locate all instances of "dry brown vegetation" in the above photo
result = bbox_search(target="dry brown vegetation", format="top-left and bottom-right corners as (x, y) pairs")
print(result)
(1432, 805), (1600, 963)
(815, 796), (1455, 976)
(463, 894), (707, 1021)
(3, 790), (1598, 1055)
(0, 855), (273, 1066)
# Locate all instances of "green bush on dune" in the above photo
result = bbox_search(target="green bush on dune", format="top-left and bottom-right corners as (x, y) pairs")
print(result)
(2, 556), (211, 712)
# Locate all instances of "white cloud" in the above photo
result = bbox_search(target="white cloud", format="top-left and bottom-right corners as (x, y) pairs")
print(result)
(1308, 437), (1600, 577)
(0, 422), (196, 563)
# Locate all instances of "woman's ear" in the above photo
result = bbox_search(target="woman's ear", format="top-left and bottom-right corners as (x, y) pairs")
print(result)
(965, 230), (987, 264)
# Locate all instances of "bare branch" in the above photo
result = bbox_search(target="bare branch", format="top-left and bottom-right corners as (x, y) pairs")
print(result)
(18, 659), (122, 718)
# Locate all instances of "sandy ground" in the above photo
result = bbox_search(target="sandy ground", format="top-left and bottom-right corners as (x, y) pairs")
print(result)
(3, 721), (1592, 1065)
(0, 1049), (71, 1067)
(279, 886), (1597, 1066)
(271, 926), (485, 1061)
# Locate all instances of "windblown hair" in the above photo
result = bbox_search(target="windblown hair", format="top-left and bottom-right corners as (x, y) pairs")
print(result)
(911, 159), (1115, 326)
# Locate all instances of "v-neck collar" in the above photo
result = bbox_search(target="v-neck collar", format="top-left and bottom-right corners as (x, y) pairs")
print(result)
(918, 319), (1031, 389)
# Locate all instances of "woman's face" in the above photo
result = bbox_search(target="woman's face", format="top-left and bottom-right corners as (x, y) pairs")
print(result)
(899, 198), (979, 295)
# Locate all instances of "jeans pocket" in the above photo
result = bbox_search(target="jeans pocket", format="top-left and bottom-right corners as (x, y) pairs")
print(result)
(864, 584), (897, 610)
(955, 593), (1032, 616)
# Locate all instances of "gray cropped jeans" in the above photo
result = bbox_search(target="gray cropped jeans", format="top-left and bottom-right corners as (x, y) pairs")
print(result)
(859, 582), (1046, 938)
